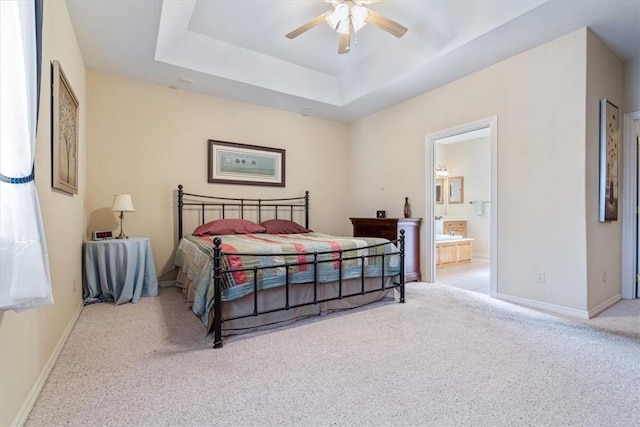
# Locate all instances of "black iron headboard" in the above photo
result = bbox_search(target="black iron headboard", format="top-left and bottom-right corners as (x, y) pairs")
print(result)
(177, 184), (310, 240)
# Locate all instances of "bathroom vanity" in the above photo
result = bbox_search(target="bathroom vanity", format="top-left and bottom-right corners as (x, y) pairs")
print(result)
(441, 219), (466, 237)
(435, 217), (473, 266)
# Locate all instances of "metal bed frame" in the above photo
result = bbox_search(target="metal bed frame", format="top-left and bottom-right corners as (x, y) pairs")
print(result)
(177, 185), (406, 348)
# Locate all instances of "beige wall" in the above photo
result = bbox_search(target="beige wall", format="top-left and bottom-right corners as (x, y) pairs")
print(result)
(86, 71), (351, 276)
(623, 58), (640, 113)
(348, 28), (591, 310)
(0, 1), (86, 425)
(585, 30), (624, 310)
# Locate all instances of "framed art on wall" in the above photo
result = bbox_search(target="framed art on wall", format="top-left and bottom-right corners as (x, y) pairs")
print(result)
(599, 99), (619, 222)
(448, 176), (464, 204)
(435, 178), (444, 204)
(208, 140), (285, 187)
(51, 60), (79, 195)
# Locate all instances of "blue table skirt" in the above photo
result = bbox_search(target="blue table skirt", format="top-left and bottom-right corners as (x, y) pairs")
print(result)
(83, 237), (159, 305)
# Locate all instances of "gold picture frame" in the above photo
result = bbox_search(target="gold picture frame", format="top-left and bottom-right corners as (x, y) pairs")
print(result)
(52, 60), (79, 195)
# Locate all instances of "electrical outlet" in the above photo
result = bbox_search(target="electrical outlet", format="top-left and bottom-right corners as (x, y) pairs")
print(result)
(536, 272), (546, 284)
(73, 279), (77, 293)
(602, 271), (607, 283)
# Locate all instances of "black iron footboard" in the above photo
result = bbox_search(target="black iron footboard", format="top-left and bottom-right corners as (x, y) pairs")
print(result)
(210, 233), (406, 348)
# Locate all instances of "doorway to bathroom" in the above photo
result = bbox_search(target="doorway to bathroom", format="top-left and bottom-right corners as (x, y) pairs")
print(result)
(425, 117), (497, 296)
(622, 111), (640, 299)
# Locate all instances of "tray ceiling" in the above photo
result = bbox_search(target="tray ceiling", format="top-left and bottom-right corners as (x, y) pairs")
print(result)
(66, 0), (640, 122)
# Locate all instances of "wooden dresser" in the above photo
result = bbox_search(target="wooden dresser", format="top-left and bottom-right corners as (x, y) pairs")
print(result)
(349, 218), (422, 282)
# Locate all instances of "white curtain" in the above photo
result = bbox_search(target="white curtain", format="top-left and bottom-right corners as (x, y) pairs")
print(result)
(0, 0), (53, 310)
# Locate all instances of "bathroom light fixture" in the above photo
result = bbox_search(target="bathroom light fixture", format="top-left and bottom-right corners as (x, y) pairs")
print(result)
(436, 165), (450, 177)
(111, 194), (135, 239)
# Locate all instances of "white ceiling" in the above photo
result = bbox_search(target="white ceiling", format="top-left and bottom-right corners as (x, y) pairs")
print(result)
(66, 0), (640, 123)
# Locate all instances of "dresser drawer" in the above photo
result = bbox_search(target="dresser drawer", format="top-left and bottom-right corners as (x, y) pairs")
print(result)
(353, 225), (396, 241)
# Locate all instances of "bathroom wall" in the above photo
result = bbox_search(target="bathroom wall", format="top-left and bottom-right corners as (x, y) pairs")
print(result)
(435, 137), (491, 258)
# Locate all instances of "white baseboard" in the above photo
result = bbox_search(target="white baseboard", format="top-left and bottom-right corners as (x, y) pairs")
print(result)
(588, 293), (621, 318)
(13, 300), (84, 427)
(495, 293), (590, 319)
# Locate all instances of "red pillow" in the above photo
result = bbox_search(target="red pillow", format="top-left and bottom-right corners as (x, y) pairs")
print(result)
(192, 219), (266, 236)
(260, 219), (311, 234)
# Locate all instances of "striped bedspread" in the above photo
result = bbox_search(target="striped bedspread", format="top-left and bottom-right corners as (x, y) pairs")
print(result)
(173, 233), (400, 324)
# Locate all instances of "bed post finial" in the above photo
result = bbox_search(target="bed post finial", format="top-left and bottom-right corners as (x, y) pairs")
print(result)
(305, 191), (310, 230)
(399, 229), (405, 303)
(213, 236), (223, 349)
(178, 185), (184, 241)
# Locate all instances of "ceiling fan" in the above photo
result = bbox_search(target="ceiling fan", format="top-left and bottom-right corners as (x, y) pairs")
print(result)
(285, 0), (408, 55)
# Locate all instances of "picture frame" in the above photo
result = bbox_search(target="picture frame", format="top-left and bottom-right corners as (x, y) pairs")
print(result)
(51, 60), (79, 195)
(208, 140), (285, 187)
(599, 99), (619, 222)
(435, 179), (444, 204)
(448, 176), (464, 204)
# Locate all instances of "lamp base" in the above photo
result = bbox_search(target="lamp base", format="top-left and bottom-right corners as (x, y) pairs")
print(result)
(116, 211), (128, 239)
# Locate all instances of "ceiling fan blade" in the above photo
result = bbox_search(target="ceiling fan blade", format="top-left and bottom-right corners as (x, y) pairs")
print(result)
(286, 12), (329, 39)
(338, 32), (350, 54)
(365, 9), (408, 38)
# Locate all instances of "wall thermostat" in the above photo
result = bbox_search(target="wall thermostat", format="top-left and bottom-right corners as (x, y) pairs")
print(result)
(92, 230), (113, 241)
(376, 210), (386, 218)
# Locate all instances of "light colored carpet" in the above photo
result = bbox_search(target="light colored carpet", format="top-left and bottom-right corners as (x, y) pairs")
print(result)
(26, 283), (640, 426)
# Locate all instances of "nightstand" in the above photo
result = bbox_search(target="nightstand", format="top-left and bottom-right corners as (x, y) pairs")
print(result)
(349, 218), (422, 282)
(83, 237), (159, 305)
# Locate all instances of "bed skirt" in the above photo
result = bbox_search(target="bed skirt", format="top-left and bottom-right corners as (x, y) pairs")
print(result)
(175, 269), (396, 336)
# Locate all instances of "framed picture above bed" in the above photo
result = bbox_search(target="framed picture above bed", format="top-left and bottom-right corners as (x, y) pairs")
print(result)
(208, 140), (285, 187)
(598, 99), (619, 222)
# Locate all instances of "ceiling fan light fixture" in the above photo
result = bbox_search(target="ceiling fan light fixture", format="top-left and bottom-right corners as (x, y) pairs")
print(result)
(336, 19), (350, 35)
(325, 3), (349, 29)
(326, 3), (358, 34)
(286, 0), (408, 55)
(351, 5), (368, 32)
(325, 12), (339, 29)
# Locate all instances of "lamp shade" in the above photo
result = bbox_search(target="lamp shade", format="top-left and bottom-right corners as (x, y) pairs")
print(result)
(111, 194), (135, 212)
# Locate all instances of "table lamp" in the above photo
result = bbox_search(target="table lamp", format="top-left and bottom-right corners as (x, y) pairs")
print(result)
(111, 194), (135, 239)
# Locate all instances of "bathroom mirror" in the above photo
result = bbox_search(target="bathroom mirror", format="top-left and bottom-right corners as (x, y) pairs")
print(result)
(435, 179), (443, 204)
(448, 176), (464, 204)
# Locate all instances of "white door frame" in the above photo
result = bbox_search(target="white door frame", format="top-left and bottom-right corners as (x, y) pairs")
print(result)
(622, 111), (640, 299)
(424, 116), (498, 296)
